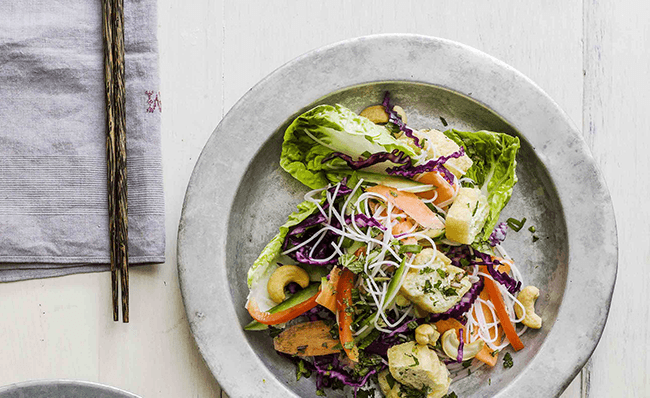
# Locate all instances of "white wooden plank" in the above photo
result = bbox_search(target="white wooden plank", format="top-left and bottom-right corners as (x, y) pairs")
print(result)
(583, 0), (650, 396)
(222, 0), (583, 126)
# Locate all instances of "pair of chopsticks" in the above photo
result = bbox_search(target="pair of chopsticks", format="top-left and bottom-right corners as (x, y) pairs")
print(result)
(102, 0), (129, 323)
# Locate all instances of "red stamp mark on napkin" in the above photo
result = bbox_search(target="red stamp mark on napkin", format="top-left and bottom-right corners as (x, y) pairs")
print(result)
(146, 91), (162, 113)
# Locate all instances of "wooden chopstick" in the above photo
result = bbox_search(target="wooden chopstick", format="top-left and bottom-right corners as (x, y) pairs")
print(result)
(101, 0), (119, 322)
(112, 0), (129, 324)
(102, 0), (129, 323)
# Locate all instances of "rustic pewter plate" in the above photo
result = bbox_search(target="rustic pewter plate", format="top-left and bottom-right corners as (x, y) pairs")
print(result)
(0, 380), (140, 398)
(178, 35), (617, 397)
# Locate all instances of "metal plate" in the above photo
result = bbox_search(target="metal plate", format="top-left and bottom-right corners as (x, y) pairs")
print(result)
(178, 35), (617, 397)
(0, 380), (140, 398)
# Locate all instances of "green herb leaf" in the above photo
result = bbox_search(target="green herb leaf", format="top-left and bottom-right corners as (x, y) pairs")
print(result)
(506, 217), (527, 232)
(503, 352), (514, 368)
(436, 268), (449, 279)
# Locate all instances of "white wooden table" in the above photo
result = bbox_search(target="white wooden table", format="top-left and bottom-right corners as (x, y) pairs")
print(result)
(0, 1), (645, 397)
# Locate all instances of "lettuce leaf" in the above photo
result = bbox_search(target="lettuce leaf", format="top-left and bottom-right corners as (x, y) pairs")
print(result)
(443, 129), (520, 244)
(280, 104), (418, 189)
(246, 199), (320, 288)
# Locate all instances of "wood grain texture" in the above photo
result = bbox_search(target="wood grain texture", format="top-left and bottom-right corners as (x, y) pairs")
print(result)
(101, 0), (120, 322)
(112, 0), (129, 323)
(584, 0), (650, 396)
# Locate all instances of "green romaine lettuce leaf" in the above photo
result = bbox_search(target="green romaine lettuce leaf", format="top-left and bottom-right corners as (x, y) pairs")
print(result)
(443, 129), (520, 244)
(246, 199), (319, 288)
(280, 104), (418, 189)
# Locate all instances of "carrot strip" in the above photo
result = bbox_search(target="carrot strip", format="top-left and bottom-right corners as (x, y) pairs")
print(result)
(415, 171), (456, 205)
(336, 268), (359, 362)
(483, 276), (524, 351)
(475, 344), (499, 367)
(247, 292), (319, 325)
(366, 185), (444, 230)
(316, 267), (341, 313)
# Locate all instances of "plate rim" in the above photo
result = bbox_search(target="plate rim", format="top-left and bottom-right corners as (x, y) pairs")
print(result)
(0, 379), (141, 397)
(178, 33), (618, 398)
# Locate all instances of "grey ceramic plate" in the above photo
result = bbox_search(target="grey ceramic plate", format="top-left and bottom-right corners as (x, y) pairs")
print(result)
(0, 380), (140, 398)
(178, 35), (617, 397)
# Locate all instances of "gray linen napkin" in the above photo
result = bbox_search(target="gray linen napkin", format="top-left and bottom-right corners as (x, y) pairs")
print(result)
(0, 0), (164, 281)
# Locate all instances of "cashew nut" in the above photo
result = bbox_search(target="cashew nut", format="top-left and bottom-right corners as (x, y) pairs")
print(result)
(359, 105), (407, 124)
(441, 329), (484, 361)
(415, 324), (440, 346)
(267, 265), (310, 303)
(515, 285), (542, 329)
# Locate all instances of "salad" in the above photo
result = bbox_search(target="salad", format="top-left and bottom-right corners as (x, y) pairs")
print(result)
(244, 93), (542, 398)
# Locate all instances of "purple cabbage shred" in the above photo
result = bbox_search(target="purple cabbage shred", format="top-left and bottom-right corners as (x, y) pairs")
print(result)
(382, 92), (422, 148)
(457, 329), (464, 363)
(386, 147), (465, 182)
(283, 181), (384, 265)
(489, 222), (508, 246)
(321, 149), (411, 170)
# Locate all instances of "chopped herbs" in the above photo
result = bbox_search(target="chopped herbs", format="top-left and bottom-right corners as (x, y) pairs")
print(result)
(436, 268), (449, 279)
(343, 341), (355, 350)
(338, 253), (365, 274)
(528, 225), (536, 233)
(420, 266), (435, 274)
(296, 359), (311, 381)
(440, 116), (448, 126)
(356, 388), (376, 398)
(506, 217), (527, 232)
(503, 352), (514, 368)
(441, 286), (458, 297)
(443, 393), (458, 398)
(472, 202), (479, 217)
(316, 389), (326, 396)
(407, 320), (419, 330)
(532, 235), (539, 242)
(422, 280), (435, 294)
(460, 258), (470, 268)
(361, 151), (372, 158)
(406, 353), (420, 367)
(462, 360), (472, 368)
(268, 326), (283, 338)
(389, 190), (399, 197)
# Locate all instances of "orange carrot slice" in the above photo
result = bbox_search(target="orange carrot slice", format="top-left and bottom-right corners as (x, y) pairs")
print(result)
(336, 269), (359, 362)
(483, 276), (524, 351)
(366, 185), (444, 230)
(415, 171), (456, 205)
(475, 344), (499, 367)
(247, 292), (319, 326)
(316, 267), (342, 313)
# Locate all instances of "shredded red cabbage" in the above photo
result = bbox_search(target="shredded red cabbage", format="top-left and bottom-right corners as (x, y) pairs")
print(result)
(382, 92), (422, 148)
(321, 149), (411, 170)
(312, 354), (386, 390)
(489, 222), (508, 246)
(283, 182), (384, 265)
(474, 251), (522, 294)
(428, 277), (485, 324)
(445, 246), (521, 295)
(386, 147), (465, 182)
(457, 328), (464, 363)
